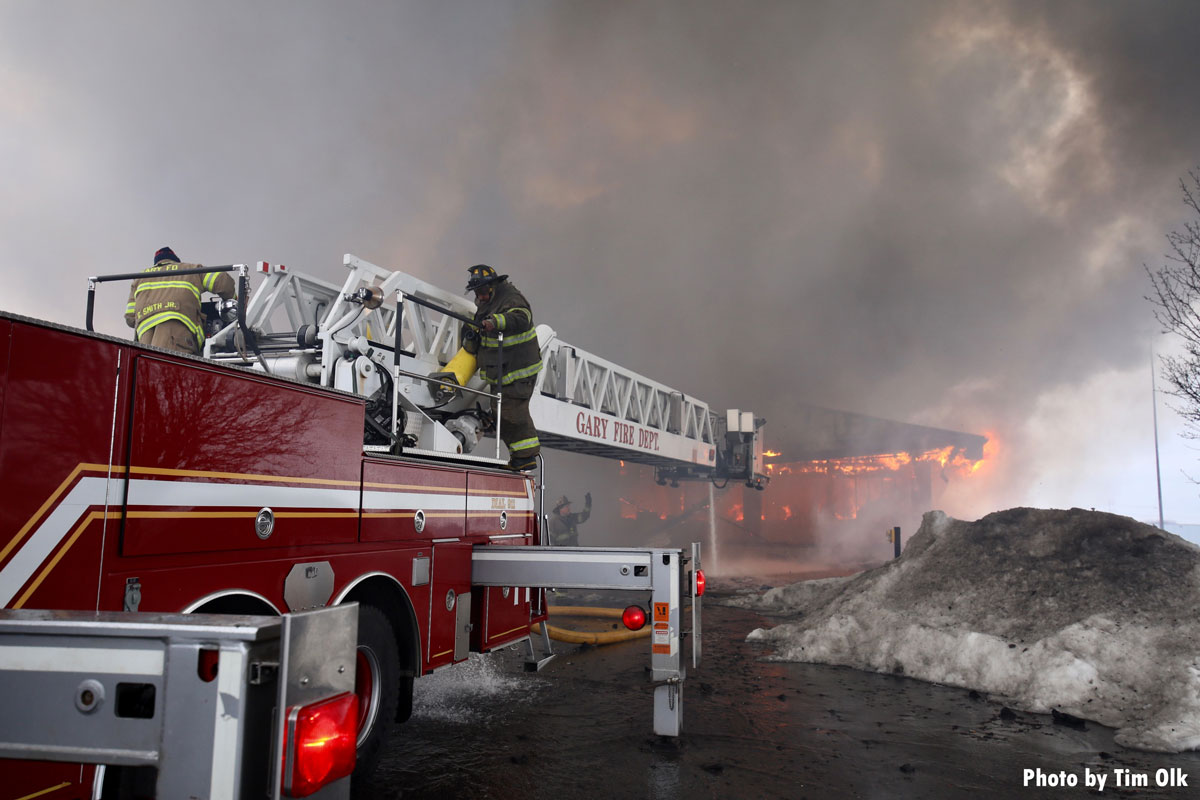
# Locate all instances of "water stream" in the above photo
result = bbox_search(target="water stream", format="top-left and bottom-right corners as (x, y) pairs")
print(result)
(708, 481), (718, 572)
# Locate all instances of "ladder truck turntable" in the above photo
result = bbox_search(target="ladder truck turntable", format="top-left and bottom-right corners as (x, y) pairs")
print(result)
(0, 254), (768, 799)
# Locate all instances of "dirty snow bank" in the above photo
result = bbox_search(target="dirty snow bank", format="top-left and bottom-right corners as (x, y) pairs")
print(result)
(734, 508), (1200, 752)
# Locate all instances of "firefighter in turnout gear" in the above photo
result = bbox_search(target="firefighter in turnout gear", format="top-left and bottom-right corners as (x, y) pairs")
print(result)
(548, 493), (591, 547)
(461, 264), (542, 471)
(125, 247), (236, 355)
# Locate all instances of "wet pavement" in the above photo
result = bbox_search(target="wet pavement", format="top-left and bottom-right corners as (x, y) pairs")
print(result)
(357, 587), (1200, 799)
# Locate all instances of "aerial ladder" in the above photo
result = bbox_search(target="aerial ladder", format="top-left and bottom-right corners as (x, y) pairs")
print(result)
(200, 253), (769, 490)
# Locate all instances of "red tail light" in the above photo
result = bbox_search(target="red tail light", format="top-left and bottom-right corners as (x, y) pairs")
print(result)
(197, 648), (219, 682)
(621, 605), (647, 631)
(695, 569), (706, 597)
(282, 692), (358, 797)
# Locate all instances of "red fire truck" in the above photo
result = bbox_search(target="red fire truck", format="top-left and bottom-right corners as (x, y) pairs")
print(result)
(0, 254), (766, 799)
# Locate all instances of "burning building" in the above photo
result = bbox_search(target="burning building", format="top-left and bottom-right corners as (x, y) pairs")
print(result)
(611, 404), (988, 569)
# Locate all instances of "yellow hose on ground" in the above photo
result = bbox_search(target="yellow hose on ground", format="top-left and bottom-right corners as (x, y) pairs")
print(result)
(547, 606), (627, 618)
(533, 605), (651, 645)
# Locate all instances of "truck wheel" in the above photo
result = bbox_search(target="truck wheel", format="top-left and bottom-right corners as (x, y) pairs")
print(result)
(354, 605), (400, 781)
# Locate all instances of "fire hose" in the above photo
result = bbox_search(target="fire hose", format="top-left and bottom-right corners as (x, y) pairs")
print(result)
(534, 605), (651, 645)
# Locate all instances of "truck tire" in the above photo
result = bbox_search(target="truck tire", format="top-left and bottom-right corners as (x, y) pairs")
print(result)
(354, 604), (400, 782)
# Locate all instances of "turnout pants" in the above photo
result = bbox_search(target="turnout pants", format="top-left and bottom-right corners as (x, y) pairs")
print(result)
(493, 377), (540, 460)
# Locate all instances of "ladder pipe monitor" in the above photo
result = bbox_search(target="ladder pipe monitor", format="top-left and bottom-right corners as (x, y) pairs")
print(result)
(472, 544), (700, 737)
(85, 264), (244, 333)
(393, 290), (502, 459)
(400, 292), (508, 463)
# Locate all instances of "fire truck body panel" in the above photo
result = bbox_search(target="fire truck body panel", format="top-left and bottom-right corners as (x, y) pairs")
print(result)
(0, 322), (129, 612)
(0, 318), (8, 442)
(0, 313), (541, 668)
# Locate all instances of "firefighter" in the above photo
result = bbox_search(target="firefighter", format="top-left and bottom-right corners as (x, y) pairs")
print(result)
(461, 264), (543, 471)
(125, 247), (236, 355)
(548, 493), (591, 547)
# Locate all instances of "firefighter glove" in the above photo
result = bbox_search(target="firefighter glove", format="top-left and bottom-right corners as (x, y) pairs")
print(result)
(585, 492), (592, 507)
(480, 316), (497, 333)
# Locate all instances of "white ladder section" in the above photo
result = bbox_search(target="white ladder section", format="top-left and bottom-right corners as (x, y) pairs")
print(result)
(205, 254), (766, 485)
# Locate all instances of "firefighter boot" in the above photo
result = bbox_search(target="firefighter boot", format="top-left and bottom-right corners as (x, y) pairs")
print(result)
(508, 455), (538, 472)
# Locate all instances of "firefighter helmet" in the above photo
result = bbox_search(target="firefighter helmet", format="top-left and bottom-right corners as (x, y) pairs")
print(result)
(553, 495), (571, 512)
(465, 264), (507, 292)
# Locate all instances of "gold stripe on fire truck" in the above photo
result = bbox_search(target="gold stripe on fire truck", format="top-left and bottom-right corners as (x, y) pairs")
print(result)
(361, 512), (466, 518)
(7, 463), (532, 599)
(363, 481), (465, 493)
(8, 462), (367, 560)
(15, 782), (72, 800)
(466, 511), (534, 516)
(13, 510), (114, 609)
(431, 649), (453, 659)
(129, 464), (360, 487)
(488, 624), (530, 641)
(125, 511), (361, 520)
(1, 462), (118, 565)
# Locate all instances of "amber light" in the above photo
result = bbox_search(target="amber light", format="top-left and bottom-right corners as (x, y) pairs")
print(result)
(695, 569), (706, 597)
(283, 692), (358, 797)
(621, 605), (647, 631)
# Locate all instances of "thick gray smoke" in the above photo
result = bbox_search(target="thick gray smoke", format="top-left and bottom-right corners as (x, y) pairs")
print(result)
(2, 0), (1197, 520)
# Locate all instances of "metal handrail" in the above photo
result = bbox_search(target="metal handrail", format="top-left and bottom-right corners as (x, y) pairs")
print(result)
(86, 264), (247, 333)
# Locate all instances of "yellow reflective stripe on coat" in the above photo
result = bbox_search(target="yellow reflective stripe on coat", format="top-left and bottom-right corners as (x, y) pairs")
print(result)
(135, 280), (202, 301)
(125, 302), (136, 313)
(136, 310), (204, 343)
(477, 361), (544, 385)
(504, 360), (542, 382)
(509, 436), (540, 453)
(202, 271), (223, 291)
(481, 328), (538, 347)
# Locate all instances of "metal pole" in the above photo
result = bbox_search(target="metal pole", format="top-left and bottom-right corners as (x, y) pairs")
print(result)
(394, 291), (404, 449)
(893, 526), (901, 559)
(1151, 341), (1165, 530)
(495, 331), (504, 461)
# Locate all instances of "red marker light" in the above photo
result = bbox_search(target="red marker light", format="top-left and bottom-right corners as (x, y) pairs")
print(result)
(283, 692), (358, 797)
(621, 605), (647, 631)
(197, 648), (219, 682)
(695, 569), (706, 597)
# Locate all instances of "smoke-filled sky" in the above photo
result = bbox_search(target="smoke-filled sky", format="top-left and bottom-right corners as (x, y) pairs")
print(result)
(3, 0), (1199, 523)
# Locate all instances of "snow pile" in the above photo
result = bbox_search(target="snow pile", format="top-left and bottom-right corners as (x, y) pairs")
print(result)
(735, 508), (1200, 752)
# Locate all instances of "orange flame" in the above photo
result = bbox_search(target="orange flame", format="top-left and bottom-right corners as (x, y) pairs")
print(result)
(781, 442), (988, 477)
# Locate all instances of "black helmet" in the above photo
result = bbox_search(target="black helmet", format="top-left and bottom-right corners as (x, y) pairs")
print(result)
(465, 264), (507, 292)
(553, 495), (571, 511)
